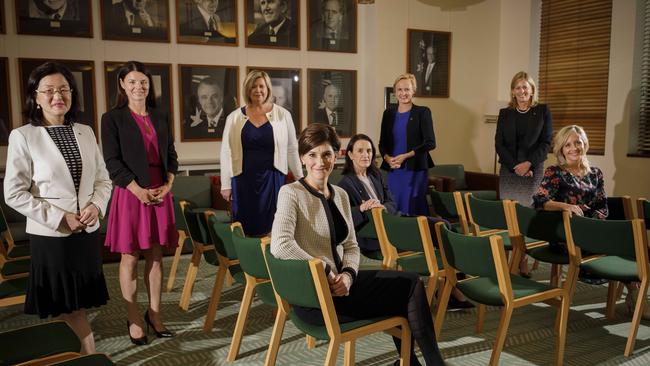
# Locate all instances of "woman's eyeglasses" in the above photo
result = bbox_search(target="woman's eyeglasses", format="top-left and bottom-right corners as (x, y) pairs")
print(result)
(36, 88), (73, 97)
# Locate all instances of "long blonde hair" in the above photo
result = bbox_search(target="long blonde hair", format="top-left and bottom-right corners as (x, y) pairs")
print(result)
(508, 71), (539, 109)
(553, 125), (590, 174)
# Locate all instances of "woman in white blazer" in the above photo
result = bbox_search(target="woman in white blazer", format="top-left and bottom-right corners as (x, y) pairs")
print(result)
(220, 70), (302, 236)
(4, 62), (112, 354)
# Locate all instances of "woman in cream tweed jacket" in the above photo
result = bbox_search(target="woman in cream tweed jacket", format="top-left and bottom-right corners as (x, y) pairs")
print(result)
(270, 123), (445, 366)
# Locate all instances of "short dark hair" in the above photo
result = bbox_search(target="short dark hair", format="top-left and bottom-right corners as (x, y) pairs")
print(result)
(24, 61), (79, 126)
(298, 123), (340, 156)
(113, 61), (157, 110)
(341, 134), (380, 176)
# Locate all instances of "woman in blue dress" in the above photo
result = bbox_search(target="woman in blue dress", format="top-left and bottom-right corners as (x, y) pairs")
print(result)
(379, 73), (436, 216)
(220, 70), (303, 236)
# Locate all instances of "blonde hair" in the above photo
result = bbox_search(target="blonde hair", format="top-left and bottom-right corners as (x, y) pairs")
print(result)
(508, 71), (539, 109)
(243, 70), (273, 105)
(553, 125), (591, 174)
(393, 73), (417, 93)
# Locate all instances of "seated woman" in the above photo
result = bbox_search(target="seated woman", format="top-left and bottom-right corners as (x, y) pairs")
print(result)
(338, 134), (472, 309)
(533, 125), (611, 287)
(271, 124), (445, 366)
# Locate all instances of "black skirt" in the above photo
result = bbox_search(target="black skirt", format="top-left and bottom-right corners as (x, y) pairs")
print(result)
(25, 230), (109, 318)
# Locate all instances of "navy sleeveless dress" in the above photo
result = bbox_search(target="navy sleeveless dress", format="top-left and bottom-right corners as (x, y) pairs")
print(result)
(231, 117), (285, 236)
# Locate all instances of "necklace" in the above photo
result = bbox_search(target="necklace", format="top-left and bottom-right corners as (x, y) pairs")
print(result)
(516, 106), (530, 114)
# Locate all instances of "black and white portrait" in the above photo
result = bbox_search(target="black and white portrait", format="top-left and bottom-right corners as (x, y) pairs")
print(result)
(101, 0), (170, 42)
(104, 62), (173, 135)
(0, 0), (6, 34)
(0, 58), (11, 145)
(16, 0), (92, 37)
(308, 69), (356, 138)
(308, 0), (356, 53)
(176, 0), (237, 45)
(19, 58), (98, 134)
(408, 29), (451, 98)
(179, 64), (238, 141)
(245, 0), (299, 49)
(249, 67), (301, 134)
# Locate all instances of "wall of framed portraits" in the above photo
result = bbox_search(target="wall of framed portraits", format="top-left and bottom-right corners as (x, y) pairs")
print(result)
(0, 0), (647, 199)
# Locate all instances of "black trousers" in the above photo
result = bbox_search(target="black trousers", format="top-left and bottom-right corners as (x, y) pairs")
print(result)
(295, 270), (445, 366)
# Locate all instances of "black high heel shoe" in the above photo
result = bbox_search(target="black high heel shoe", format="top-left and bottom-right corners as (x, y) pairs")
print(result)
(126, 321), (148, 346)
(144, 310), (174, 338)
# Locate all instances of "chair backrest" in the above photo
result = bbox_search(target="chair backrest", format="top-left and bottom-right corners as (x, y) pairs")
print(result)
(356, 212), (378, 239)
(465, 193), (507, 231)
(180, 200), (218, 263)
(172, 175), (212, 208)
(262, 244), (321, 309)
(513, 203), (566, 243)
(173, 198), (188, 232)
(437, 223), (499, 279)
(638, 198), (650, 226)
(231, 225), (270, 279)
(207, 214), (238, 260)
(429, 164), (466, 189)
(429, 190), (469, 233)
(381, 211), (424, 252)
(569, 215), (637, 259)
(606, 196), (633, 220)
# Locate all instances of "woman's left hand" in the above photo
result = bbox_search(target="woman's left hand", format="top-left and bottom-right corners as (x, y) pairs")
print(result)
(514, 161), (532, 176)
(329, 273), (352, 297)
(152, 183), (172, 203)
(79, 203), (100, 227)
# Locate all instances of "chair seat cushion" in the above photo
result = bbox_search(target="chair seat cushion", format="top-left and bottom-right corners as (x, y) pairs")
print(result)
(0, 321), (81, 365)
(527, 245), (569, 264)
(581, 256), (640, 282)
(0, 276), (28, 298)
(396, 252), (442, 275)
(289, 311), (390, 340)
(1, 259), (30, 276)
(54, 353), (115, 365)
(8, 245), (30, 258)
(457, 275), (553, 306)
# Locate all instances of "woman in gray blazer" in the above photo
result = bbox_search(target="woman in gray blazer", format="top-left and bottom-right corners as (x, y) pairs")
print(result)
(4, 62), (112, 354)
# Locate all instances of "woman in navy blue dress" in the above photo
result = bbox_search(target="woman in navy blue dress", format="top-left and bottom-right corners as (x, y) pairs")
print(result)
(220, 70), (302, 236)
(379, 73), (436, 216)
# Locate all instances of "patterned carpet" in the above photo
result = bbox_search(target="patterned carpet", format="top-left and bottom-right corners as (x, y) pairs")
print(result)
(3, 255), (650, 365)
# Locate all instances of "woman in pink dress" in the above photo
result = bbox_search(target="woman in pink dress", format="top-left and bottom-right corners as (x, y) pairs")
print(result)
(101, 61), (178, 345)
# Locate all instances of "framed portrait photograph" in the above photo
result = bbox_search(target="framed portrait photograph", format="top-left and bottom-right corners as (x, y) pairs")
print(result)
(176, 0), (237, 46)
(19, 58), (97, 134)
(384, 87), (397, 110)
(308, 68), (356, 138)
(307, 0), (356, 53)
(247, 66), (301, 134)
(178, 64), (239, 142)
(0, 58), (12, 145)
(245, 0), (299, 50)
(100, 0), (170, 42)
(104, 61), (173, 135)
(15, 0), (93, 38)
(0, 0), (5, 34)
(407, 29), (451, 98)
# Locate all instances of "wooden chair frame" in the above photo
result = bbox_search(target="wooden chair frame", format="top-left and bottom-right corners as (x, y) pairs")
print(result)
(430, 190), (470, 235)
(166, 227), (188, 292)
(563, 212), (649, 357)
(372, 208), (443, 305)
(202, 211), (240, 332)
(637, 197), (648, 220)
(226, 222), (272, 361)
(433, 222), (570, 366)
(261, 242), (412, 366)
(0, 271), (26, 307)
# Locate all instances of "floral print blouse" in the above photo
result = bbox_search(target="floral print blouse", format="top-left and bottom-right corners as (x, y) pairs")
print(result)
(532, 165), (608, 219)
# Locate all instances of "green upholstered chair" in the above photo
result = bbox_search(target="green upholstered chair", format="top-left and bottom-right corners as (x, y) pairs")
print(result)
(0, 320), (82, 366)
(433, 223), (570, 366)
(606, 196), (634, 221)
(50, 353), (115, 366)
(464, 194), (512, 248)
(372, 208), (444, 305)
(226, 223), (277, 361)
(429, 190), (470, 234)
(178, 200), (221, 311)
(505, 202), (569, 287)
(636, 198), (649, 225)
(564, 213), (649, 357)
(167, 176), (229, 292)
(428, 164), (499, 200)
(0, 205), (29, 261)
(261, 242), (412, 366)
(0, 273), (27, 308)
(202, 215), (244, 332)
(355, 212), (384, 263)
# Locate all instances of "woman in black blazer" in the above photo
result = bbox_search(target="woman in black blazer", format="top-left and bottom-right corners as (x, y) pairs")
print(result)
(379, 73), (436, 216)
(101, 61), (178, 345)
(495, 71), (552, 276)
